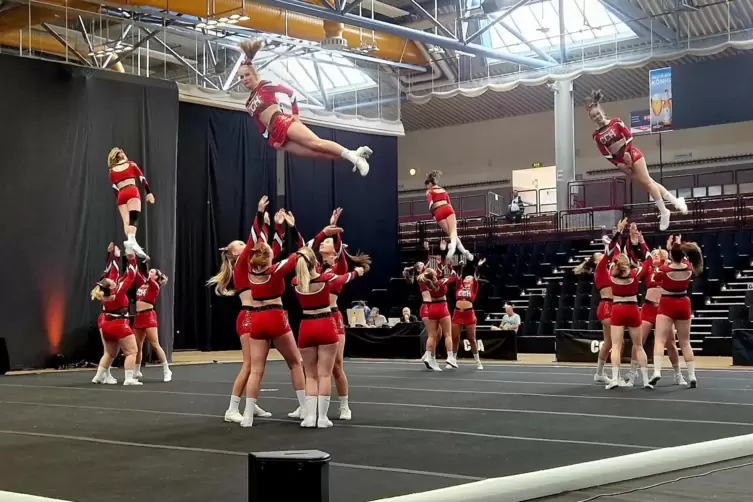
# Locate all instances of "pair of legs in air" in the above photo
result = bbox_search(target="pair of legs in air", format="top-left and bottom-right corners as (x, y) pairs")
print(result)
(279, 121), (372, 176)
(620, 157), (687, 230)
(117, 198), (148, 259)
(436, 212), (473, 262)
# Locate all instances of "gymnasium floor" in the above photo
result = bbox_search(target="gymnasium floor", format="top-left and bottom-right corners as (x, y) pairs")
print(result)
(1, 359), (753, 502)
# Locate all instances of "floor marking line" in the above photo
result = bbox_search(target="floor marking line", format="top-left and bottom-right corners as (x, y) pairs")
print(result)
(0, 400), (653, 450)
(5, 381), (753, 412)
(0, 427), (482, 481)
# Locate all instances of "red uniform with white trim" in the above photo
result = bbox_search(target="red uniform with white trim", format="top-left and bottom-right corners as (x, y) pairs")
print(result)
(452, 279), (478, 326)
(109, 160), (151, 206)
(424, 274), (457, 321)
(655, 259), (694, 321)
(641, 261), (661, 325)
(133, 266), (161, 329)
(593, 117), (644, 168)
(98, 249), (120, 330)
(610, 249), (651, 329)
(294, 271), (358, 348)
(101, 255), (137, 341)
(426, 188), (454, 223)
(595, 233), (622, 322)
(245, 80), (300, 148)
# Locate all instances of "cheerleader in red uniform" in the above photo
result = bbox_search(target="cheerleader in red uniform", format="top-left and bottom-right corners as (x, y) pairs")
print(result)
(293, 247), (365, 428)
(425, 171), (473, 261)
(451, 258), (486, 370)
(90, 250), (142, 386)
(574, 218), (627, 384)
(133, 260), (172, 382)
(608, 240), (654, 390)
(208, 196), (289, 424)
(107, 148), (154, 259)
(651, 236), (703, 388)
(92, 243), (121, 385)
(417, 268), (458, 372)
(625, 242), (686, 386)
(587, 90), (687, 231)
(238, 40), (371, 176)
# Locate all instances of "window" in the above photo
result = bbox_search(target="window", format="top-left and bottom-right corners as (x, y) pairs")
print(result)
(257, 48), (377, 106)
(481, 0), (638, 57)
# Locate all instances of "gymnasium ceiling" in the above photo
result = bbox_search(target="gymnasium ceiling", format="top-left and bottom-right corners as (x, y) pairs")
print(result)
(1, 0), (752, 130)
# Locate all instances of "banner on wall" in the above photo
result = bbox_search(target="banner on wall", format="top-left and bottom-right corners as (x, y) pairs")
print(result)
(649, 67), (673, 133)
(629, 110), (651, 135)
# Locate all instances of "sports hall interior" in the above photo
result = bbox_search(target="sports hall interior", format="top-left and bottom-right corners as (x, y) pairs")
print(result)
(3, 0), (753, 501)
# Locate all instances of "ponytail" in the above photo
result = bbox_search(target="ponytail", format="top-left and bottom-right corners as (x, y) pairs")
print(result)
(425, 170), (442, 186)
(574, 254), (597, 275)
(207, 252), (236, 296)
(239, 39), (263, 65)
(680, 242), (704, 275)
(587, 89), (603, 109)
(345, 249), (372, 274)
(90, 285), (105, 301)
(295, 250), (314, 293)
(610, 254), (630, 278)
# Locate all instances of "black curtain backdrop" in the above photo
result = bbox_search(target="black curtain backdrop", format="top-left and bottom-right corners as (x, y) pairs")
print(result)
(285, 126), (398, 316)
(0, 55), (177, 370)
(175, 102), (276, 351)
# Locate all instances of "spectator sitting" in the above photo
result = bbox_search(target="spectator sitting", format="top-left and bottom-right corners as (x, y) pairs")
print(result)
(400, 307), (418, 323)
(492, 304), (521, 332)
(353, 301), (371, 320)
(367, 307), (387, 327)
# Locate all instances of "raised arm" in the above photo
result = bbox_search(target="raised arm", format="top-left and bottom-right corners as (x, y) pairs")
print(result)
(103, 245), (120, 281)
(133, 259), (148, 289)
(131, 162), (152, 196)
(118, 254), (138, 293)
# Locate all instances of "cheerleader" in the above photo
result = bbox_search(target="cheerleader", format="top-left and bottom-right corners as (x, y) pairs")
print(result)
(625, 240), (686, 386)
(107, 148), (153, 259)
(574, 218), (626, 384)
(587, 90), (687, 231)
(651, 236), (703, 388)
(451, 258), (486, 370)
(90, 250), (141, 386)
(425, 170), (473, 261)
(133, 259), (172, 382)
(607, 232), (654, 389)
(239, 39), (371, 176)
(293, 247), (365, 428)
(208, 196), (287, 424)
(92, 243), (121, 385)
(418, 268), (458, 371)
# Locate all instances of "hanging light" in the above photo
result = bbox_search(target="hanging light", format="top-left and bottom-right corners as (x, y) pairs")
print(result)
(207, 19), (218, 25)
(219, 17), (229, 22)
(230, 13), (240, 19)
(227, 19), (239, 24)
(196, 22), (207, 28)
(239, 15), (250, 21)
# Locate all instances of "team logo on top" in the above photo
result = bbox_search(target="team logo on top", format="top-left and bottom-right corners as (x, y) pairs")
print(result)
(246, 93), (264, 115)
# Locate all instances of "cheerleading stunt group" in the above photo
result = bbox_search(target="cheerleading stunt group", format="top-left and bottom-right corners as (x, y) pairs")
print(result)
(87, 37), (701, 429)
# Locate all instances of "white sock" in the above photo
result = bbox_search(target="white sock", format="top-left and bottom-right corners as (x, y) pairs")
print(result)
(161, 361), (170, 372)
(296, 390), (306, 408)
(596, 358), (606, 375)
(455, 238), (468, 255)
(229, 395), (241, 413)
(125, 369), (135, 381)
(317, 395), (331, 421)
(660, 187), (678, 204)
(630, 360), (638, 376)
(611, 366), (620, 382)
(672, 363), (681, 376)
(473, 353), (480, 363)
(243, 398), (256, 419)
(105, 366), (113, 378)
(340, 396), (349, 410)
(135, 363), (141, 374)
(687, 361), (696, 380)
(304, 395), (317, 418)
(423, 351), (432, 359)
(448, 351), (455, 360)
(126, 233), (136, 244)
(95, 366), (107, 379)
(653, 354), (663, 375)
(640, 367), (650, 384)
(340, 149), (358, 165)
(654, 196), (668, 213)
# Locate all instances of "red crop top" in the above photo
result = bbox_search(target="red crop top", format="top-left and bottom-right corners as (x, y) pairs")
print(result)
(455, 279), (478, 302)
(109, 161), (151, 195)
(293, 272), (358, 310)
(134, 269), (161, 305)
(426, 188), (451, 208)
(655, 260), (693, 294)
(102, 255), (137, 313)
(593, 117), (634, 168)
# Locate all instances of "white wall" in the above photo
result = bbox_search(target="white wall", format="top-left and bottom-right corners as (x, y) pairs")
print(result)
(398, 96), (753, 190)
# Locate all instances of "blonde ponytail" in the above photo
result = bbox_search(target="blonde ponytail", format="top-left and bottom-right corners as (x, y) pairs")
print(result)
(90, 285), (105, 301)
(207, 252), (236, 296)
(296, 255), (311, 293)
(240, 39), (263, 63)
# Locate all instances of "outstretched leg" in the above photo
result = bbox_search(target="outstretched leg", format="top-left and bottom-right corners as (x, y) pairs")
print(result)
(286, 122), (370, 176)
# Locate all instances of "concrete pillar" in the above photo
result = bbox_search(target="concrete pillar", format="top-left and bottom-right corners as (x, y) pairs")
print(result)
(554, 79), (575, 212)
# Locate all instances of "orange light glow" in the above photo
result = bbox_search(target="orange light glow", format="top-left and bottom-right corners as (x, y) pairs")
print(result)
(43, 288), (65, 353)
